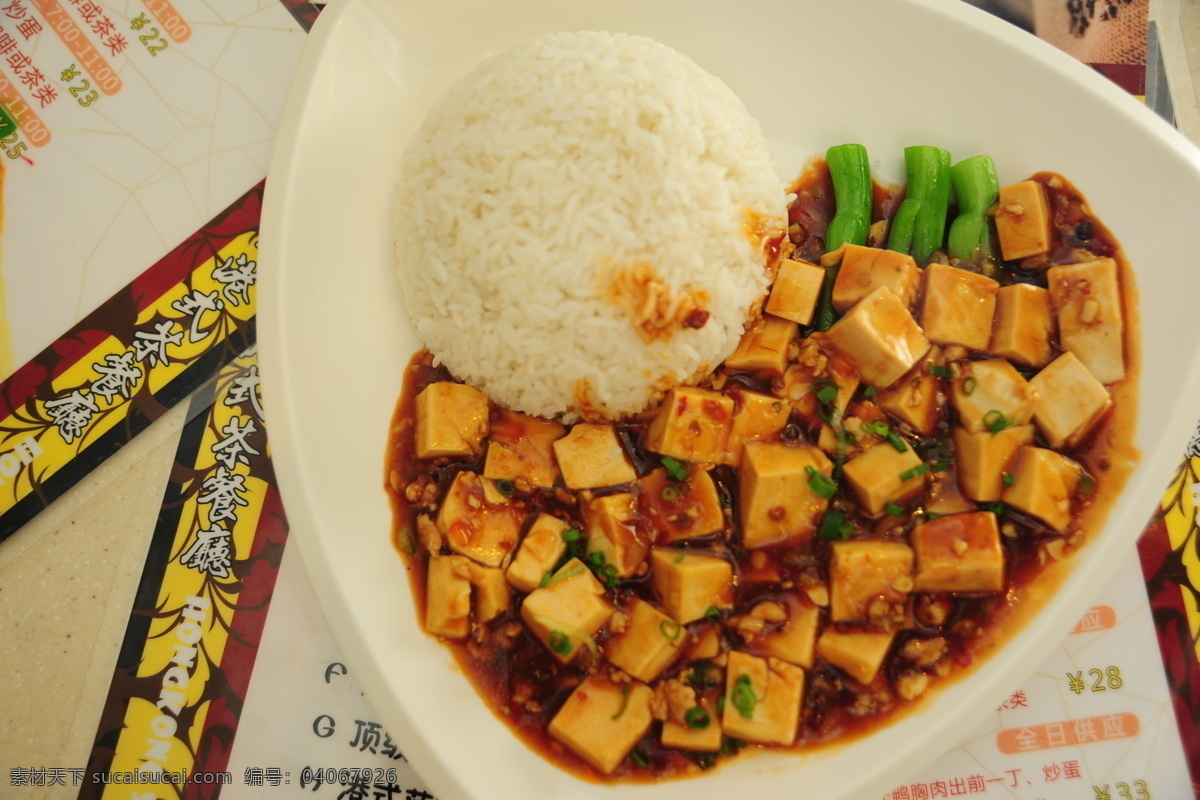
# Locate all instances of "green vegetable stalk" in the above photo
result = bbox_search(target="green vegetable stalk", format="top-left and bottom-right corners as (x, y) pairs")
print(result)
(815, 143), (872, 330)
(947, 154), (999, 263)
(887, 145), (951, 264)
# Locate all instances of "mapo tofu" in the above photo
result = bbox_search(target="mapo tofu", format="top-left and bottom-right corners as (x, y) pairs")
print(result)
(386, 157), (1136, 782)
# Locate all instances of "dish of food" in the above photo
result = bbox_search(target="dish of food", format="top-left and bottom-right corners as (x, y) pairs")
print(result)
(387, 130), (1140, 777)
(257, 1), (1200, 799)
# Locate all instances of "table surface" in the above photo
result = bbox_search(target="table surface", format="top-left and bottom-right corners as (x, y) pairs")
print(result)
(3, 1), (1200, 798)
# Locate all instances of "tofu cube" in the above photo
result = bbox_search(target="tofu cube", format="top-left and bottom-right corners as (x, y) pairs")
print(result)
(606, 597), (685, 682)
(521, 557), (614, 663)
(424, 555), (473, 639)
(467, 564), (511, 624)
(829, 540), (914, 623)
(415, 382), (489, 459)
(553, 423), (636, 489)
(724, 315), (798, 376)
(724, 390), (791, 467)
(1029, 352), (1112, 448)
(1047, 257), (1126, 384)
(1002, 446), (1082, 533)
(506, 513), (570, 593)
(816, 628), (895, 685)
(832, 243), (922, 312)
(483, 409), (565, 488)
(995, 180), (1052, 261)
(951, 359), (1038, 434)
(722, 651), (805, 746)
(437, 472), (525, 567)
(842, 442), (927, 517)
(876, 346), (943, 436)
(644, 387), (734, 464)
(919, 263), (999, 351)
(952, 424), (1035, 502)
(739, 442), (832, 548)
(757, 596), (821, 669)
(661, 695), (723, 752)
(828, 286), (931, 387)
(912, 512), (1005, 592)
(989, 283), (1055, 368)
(584, 493), (647, 578)
(548, 675), (653, 774)
(650, 548), (734, 624)
(684, 623), (724, 661)
(637, 465), (724, 543)
(766, 259), (826, 325)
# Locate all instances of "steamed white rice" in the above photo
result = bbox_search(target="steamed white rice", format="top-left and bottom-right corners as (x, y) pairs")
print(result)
(394, 30), (786, 420)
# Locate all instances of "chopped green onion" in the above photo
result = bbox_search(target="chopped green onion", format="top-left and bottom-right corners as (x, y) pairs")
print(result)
(900, 463), (929, 481)
(817, 509), (854, 541)
(805, 465), (838, 500)
(704, 605), (724, 624)
(562, 528), (581, 542)
(928, 364), (953, 378)
(930, 459), (952, 473)
(1002, 472), (1015, 486)
(885, 502), (904, 516)
(548, 631), (572, 655)
(983, 409), (1013, 434)
(688, 661), (714, 688)
(538, 570), (552, 588)
(731, 674), (758, 719)
(1077, 470), (1097, 497)
(545, 564), (584, 586)
(982, 501), (1007, 517)
(962, 376), (977, 395)
(815, 380), (839, 405)
(862, 386), (876, 398)
(612, 684), (631, 719)
(885, 431), (908, 453)
(720, 737), (747, 756)
(660, 619), (683, 641)
(629, 749), (650, 768)
(661, 456), (689, 482)
(674, 551), (685, 564)
(685, 706), (711, 729)
(925, 512), (941, 521)
(688, 752), (717, 770)
(661, 485), (683, 503)
(494, 479), (515, 496)
(716, 694), (726, 715)
(862, 420), (885, 437)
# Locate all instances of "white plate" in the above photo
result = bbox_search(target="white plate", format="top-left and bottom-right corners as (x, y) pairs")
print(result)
(257, 1), (1200, 798)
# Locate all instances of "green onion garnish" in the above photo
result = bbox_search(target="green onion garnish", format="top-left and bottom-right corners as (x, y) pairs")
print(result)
(983, 409), (1013, 434)
(661, 456), (689, 481)
(731, 674), (757, 719)
(900, 463), (929, 481)
(885, 431), (908, 453)
(661, 485), (683, 503)
(611, 684), (631, 719)
(1002, 472), (1015, 486)
(548, 631), (572, 655)
(494, 479), (515, 496)
(805, 465), (838, 500)
(862, 386), (876, 398)
(815, 380), (839, 405)
(704, 605), (723, 624)
(685, 706), (711, 729)
(630, 749), (650, 768)
(885, 502), (904, 516)
(928, 364), (953, 378)
(562, 528), (581, 542)
(817, 509), (854, 541)
(660, 619), (683, 641)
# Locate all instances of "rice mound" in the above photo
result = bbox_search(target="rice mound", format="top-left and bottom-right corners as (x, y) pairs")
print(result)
(394, 30), (786, 420)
